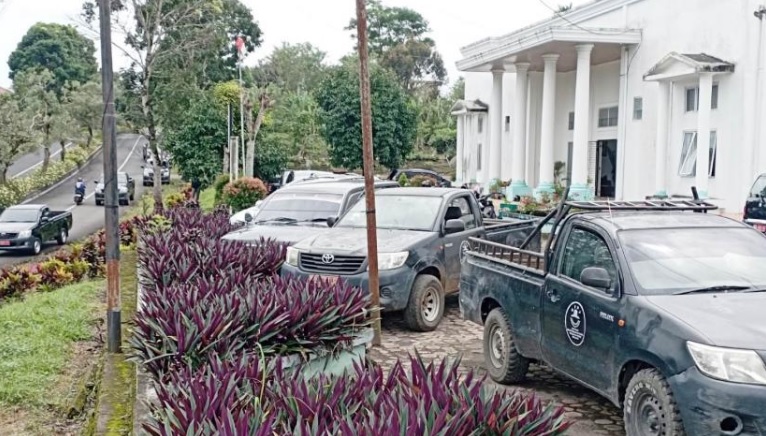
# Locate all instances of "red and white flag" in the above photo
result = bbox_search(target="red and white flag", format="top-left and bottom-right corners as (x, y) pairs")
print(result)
(235, 36), (245, 61)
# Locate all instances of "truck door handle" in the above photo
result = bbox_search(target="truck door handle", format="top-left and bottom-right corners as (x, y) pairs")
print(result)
(546, 289), (561, 303)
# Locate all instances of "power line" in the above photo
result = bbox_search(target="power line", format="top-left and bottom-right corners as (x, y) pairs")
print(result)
(536, 0), (632, 35)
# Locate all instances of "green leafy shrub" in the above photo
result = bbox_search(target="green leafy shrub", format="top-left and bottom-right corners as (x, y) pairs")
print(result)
(212, 174), (230, 205)
(64, 145), (91, 167)
(221, 177), (267, 212)
(0, 266), (41, 300)
(164, 192), (186, 209)
(409, 174), (436, 187)
(37, 259), (75, 292)
(397, 173), (408, 186)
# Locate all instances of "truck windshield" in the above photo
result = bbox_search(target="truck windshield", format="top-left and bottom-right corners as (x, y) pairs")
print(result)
(254, 192), (342, 223)
(0, 209), (39, 223)
(749, 175), (766, 198)
(619, 228), (766, 295)
(337, 195), (442, 231)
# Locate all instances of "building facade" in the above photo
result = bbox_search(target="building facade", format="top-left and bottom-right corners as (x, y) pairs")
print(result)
(453, 0), (766, 213)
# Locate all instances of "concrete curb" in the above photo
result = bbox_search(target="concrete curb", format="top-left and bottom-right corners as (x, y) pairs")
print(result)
(21, 144), (104, 205)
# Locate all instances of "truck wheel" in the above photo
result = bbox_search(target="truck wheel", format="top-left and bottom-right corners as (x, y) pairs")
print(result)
(483, 307), (529, 384)
(624, 369), (684, 436)
(404, 275), (445, 332)
(30, 238), (42, 255)
(56, 228), (68, 245)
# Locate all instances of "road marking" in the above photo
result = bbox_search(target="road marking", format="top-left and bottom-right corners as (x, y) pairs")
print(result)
(12, 142), (73, 178)
(66, 136), (145, 211)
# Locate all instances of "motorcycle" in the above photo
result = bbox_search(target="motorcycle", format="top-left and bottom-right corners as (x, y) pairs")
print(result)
(74, 184), (86, 206)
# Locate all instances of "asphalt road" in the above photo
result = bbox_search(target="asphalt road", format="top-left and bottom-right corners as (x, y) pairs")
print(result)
(8, 141), (72, 179)
(0, 134), (148, 267)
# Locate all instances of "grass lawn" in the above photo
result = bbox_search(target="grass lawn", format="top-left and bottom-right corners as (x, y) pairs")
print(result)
(0, 280), (105, 434)
(199, 187), (216, 212)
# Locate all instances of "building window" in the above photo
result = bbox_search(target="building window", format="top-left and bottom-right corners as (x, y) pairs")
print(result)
(477, 117), (484, 133)
(568, 112), (575, 130)
(598, 106), (619, 128)
(505, 115), (510, 132)
(685, 84), (719, 112)
(633, 97), (643, 120)
(678, 131), (718, 177)
(476, 143), (482, 171)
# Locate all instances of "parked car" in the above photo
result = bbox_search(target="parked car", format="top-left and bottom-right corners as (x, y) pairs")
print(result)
(744, 173), (766, 232)
(388, 168), (452, 187)
(0, 204), (73, 255)
(459, 198), (766, 436)
(142, 161), (170, 186)
(281, 170), (360, 187)
(223, 179), (398, 245)
(281, 187), (539, 332)
(229, 201), (264, 226)
(95, 172), (136, 206)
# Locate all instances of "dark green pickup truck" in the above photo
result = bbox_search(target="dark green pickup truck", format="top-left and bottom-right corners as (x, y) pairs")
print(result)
(460, 199), (766, 436)
(0, 204), (73, 255)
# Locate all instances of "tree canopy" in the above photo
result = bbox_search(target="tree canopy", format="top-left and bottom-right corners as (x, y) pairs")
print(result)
(315, 61), (416, 171)
(8, 23), (97, 96)
(252, 42), (327, 93)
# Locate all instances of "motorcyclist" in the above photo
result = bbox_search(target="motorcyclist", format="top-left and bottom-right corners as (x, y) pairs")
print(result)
(75, 178), (86, 196)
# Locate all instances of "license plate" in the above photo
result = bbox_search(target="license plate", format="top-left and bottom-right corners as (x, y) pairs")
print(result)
(310, 275), (339, 285)
(756, 224), (766, 232)
(0, 240), (10, 246)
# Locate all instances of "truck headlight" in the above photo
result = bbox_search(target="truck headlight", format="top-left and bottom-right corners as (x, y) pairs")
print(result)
(373, 252), (409, 271)
(18, 230), (31, 238)
(285, 246), (300, 266)
(687, 341), (766, 385)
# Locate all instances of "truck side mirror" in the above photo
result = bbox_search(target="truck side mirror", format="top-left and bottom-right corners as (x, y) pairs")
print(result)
(327, 216), (337, 227)
(244, 213), (253, 223)
(580, 267), (612, 292)
(444, 219), (466, 234)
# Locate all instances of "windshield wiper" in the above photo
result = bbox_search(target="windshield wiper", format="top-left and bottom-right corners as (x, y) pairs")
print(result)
(254, 217), (297, 224)
(742, 287), (766, 293)
(675, 285), (751, 295)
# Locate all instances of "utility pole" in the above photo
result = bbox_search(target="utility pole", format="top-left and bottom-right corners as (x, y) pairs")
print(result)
(355, 0), (382, 346)
(98, 0), (121, 353)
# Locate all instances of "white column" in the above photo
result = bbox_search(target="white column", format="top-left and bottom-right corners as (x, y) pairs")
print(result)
(654, 81), (670, 198)
(535, 54), (559, 199)
(508, 62), (531, 199)
(456, 115), (465, 184)
(467, 115), (477, 183)
(489, 69), (504, 184)
(570, 44), (594, 200)
(696, 72), (714, 198)
(482, 114), (491, 189)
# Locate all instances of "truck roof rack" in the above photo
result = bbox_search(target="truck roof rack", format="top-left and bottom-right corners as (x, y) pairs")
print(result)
(565, 199), (718, 212)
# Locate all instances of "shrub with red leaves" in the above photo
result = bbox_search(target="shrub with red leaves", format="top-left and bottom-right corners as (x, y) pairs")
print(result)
(144, 353), (571, 436)
(221, 177), (267, 212)
(0, 265), (41, 300)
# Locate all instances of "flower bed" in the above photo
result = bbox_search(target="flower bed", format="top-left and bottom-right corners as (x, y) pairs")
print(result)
(131, 207), (572, 434)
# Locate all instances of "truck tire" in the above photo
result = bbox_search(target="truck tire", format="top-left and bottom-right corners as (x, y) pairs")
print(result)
(56, 228), (68, 245)
(30, 238), (42, 256)
(483, 307), (529, 384)
(624, 368), (684, 436)
(404, 275), (445, 332)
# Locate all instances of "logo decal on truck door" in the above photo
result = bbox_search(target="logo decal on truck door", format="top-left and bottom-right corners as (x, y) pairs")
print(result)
(565, 301), (586, 346)
(459, 240), (471, 264)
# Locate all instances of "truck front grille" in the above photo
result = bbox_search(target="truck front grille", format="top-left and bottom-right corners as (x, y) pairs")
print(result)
(299, 253), (365, 275)
(0, 233), (19, 239)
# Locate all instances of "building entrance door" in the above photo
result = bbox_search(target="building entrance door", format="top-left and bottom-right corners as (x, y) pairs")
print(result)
(596, 140), (617, 198)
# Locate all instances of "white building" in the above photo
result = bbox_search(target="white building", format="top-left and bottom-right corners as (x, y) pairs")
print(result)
(453, 0), (766, 213)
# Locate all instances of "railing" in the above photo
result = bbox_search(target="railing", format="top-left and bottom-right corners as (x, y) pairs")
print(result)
(468, 237), (546, 274)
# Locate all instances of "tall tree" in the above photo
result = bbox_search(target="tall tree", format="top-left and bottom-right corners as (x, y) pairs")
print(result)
(8, 23), (97, 96)
(64, 80), (102, 147)
(252, 42), (327, 92)
(346, 0), (446, 91)
(266, 88), (326, 168)
(13, 69), (62, 172)
(315, 60), (416, 171)
(81, 0), (262, 210)
(0, 95), (38, 183)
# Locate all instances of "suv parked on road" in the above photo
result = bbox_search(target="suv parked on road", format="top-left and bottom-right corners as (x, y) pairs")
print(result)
(222, 178), (398, 246)
(460, 198), (766, 436)
(281, 188), (538, 331)
(95, 172), (135, 206)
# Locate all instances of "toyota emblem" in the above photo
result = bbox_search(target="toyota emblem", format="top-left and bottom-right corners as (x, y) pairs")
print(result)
(321, 253), (335, 264)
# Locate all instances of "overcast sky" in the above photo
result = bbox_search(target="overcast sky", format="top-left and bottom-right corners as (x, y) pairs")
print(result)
(0, 0), (590, 89)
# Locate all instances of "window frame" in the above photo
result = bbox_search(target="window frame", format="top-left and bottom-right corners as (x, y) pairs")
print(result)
(597, 106), (619, 128)
(568, 112), (575, 131)
(633, 97), (643, 120)
(677, 130), (718, 178)
(685, 84), (719, 112)
(556, 224), (621, 295)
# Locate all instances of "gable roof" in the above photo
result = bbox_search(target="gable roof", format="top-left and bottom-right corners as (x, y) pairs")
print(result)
(644, 52), (735, 81)
(450, 99), (489, 115)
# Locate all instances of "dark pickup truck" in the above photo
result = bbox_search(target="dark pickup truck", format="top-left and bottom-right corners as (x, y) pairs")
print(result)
(460, 198), (766, 436)
(281, 187), (539, 332)
(0, 204), (73, 255)
(744, 173), (766, 232)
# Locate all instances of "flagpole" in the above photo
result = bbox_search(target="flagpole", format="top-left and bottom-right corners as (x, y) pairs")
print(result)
(239, 62), (245, 178)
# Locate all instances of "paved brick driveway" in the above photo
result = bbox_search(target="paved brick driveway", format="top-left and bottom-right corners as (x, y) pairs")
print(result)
(369, 297), (626, 436)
